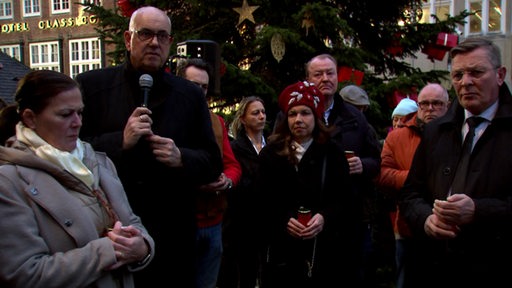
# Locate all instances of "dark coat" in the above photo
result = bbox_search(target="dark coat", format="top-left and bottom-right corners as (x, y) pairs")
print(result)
(399, 84), (512, 287)
(227, 131), (263, 229)
(76, 61), (222, 287)
(327, 96), (381, 179)
(328, 96), (382, 223)
(220, 131), (265, 288)
(258, 139), (362, 287)
(274, 97), (382, 222)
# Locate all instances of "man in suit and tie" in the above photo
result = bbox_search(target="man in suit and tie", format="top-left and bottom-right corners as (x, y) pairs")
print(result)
(399, 37), (512, 287)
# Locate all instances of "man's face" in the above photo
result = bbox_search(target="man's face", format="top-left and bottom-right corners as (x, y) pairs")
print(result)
(306, 58), (338, 100)
(451, 47), (506, 115)
(184, 66), (209, 96)
(124, 9), (172, 73)
(417, 85), (449, 123)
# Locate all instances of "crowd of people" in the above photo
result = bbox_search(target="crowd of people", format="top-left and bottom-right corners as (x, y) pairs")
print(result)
(0, 5), (510, 288)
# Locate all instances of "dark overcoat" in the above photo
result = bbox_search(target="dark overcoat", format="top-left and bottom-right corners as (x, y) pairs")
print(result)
(258, 139), (362, 287)
(76, 61), (222, 287)
(400, 84), (512, 287)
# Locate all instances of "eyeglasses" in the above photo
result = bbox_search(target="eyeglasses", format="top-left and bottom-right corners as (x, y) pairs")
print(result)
(450, 66), (497, 82)
(418, 100), (446, 110)
(131, 29), (171, 43)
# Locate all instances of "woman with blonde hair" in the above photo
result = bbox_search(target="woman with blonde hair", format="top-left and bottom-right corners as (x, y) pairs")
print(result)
(219, 96), (267, 288)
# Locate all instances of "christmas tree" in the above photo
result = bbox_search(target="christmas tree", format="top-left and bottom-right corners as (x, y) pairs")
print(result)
(83, 0), (470, 138)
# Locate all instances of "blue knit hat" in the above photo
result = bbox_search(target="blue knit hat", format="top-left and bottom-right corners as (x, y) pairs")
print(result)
(392, 98), (418, 118)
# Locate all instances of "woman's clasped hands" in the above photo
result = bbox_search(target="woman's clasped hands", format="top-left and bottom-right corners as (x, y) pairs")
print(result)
(106, 221), (150, 270)
(287, 213), (324, 240)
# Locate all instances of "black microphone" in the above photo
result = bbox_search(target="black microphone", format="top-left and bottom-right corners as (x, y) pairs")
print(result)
(139, 74), (153, 107)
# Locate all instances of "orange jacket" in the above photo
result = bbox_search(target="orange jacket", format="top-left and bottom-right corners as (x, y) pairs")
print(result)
(378, 113), (421, 238)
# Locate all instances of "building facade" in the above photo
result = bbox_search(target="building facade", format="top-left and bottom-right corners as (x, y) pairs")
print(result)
(0, 0), (115, 80)
(411, 0), (511, 87)
(0, 0), (511, 101)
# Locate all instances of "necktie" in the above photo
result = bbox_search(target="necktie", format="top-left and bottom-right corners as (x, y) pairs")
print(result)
(450, 116), (484, 195)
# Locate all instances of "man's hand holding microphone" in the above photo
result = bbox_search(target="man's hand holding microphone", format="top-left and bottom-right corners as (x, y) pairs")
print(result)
(123, 74), (183, 167)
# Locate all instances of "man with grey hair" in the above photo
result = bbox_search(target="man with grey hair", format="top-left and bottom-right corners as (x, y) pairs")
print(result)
(76, 6), (222, 287)
(305, 54), (382, 286)
(378, 83), (449, 288)
(399, 37), (511, 287)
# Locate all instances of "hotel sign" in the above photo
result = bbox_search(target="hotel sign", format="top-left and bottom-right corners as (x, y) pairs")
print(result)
(1, 15), (98, 33)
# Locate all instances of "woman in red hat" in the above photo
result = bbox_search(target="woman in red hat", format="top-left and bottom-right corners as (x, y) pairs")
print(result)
(259, 81), (363, 287)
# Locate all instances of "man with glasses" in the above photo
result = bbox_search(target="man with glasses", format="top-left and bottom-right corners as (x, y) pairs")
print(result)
(132, 29), (174, 43)
(76, 6), (222, 288)
(176, 58), (242, 288)
(378, 83), (449, 288)
(399, 37), (512, 287)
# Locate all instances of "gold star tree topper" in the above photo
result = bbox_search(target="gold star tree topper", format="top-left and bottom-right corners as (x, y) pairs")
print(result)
(233, 0), (259, 25)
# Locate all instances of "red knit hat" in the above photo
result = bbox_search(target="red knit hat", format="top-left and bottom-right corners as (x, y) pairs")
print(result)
(278, 81), (324, 119)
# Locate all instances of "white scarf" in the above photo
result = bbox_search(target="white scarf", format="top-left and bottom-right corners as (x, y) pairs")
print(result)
(292, 138), (313, 163)
(16, 123), (94, 189)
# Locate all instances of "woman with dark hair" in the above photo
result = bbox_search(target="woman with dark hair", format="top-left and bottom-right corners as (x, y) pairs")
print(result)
(0, 70), (153, 288)
(259, 81), (362, 287)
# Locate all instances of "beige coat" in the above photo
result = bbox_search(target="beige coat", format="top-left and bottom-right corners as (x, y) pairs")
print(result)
(0, 139), (154, 288)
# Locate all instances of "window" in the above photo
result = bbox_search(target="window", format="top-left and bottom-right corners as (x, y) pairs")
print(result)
(30, 42), (60, 71)
(23, 0), (40, 16)
(487, 0), (502, 32)
(82, 0), (101, 5)
(52, 0), (70, 14)
(0, 0), (12, 19)
(467, 0), (504, 34)
(420, 0), (452, 23)
(69, 38), (102, 78)
(0, 45), (21, 61)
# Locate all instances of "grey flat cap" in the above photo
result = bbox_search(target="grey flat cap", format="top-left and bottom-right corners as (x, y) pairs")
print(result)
(339, 85), (370, 106)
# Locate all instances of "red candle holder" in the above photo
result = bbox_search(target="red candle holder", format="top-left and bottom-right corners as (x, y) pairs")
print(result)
(297, 206), (312, 226)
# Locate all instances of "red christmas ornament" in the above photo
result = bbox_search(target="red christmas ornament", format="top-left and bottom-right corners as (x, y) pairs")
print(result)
(387, 88), (418, 108)
(219, 62), (227, 76)
(386, 33), (404, 57)
(421, 43), (447, 62)
(387, 45), (404, 57)
(435, 32), (458, 50)
(118, 0), (136, 17)
(338, 66), (364, 85)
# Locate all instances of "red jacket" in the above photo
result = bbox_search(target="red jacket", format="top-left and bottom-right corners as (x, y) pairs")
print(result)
(196, 113), (242, 228)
